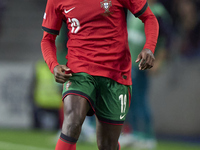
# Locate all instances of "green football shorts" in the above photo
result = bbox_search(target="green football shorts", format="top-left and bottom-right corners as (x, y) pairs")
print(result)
(62, 72), (132, 125)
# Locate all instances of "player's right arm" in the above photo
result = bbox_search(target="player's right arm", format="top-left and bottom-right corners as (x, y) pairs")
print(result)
(41, 31), (72, 84)
(41, 0), (71, 83)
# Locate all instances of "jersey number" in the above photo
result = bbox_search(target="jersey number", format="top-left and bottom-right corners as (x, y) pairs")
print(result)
(68, 18), (80, 33)
(119, 94), (127, 113)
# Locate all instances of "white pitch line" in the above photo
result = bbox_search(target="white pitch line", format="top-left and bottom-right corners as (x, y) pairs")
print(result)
(0, 141), (53, 150)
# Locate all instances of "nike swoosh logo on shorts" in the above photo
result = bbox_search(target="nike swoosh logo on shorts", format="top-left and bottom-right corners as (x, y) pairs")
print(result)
(120, 114), (126, 120)
(64, 7), (75, 14)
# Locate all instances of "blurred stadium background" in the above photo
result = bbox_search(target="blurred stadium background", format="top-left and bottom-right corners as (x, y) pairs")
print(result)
(0, 0), (200, 150)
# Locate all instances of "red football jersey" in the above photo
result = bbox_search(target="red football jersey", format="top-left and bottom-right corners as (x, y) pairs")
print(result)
(42, 0), (148, 85)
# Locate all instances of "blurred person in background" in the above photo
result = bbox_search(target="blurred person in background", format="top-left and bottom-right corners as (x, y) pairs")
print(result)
(41, 0), (159, 150)
(56, 22), (68, 66)
(158, 0), (175, 20)
(119, 0), (172, 149)
(173, 0), (200, 59)
(32, 22), (68, 131)
(32, 60), (62, 130)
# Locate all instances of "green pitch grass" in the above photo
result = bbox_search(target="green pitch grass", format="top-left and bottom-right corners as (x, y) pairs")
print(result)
(0, 129), (199, 150)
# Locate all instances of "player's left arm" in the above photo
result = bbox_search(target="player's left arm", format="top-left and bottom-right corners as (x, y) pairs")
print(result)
(136, 6), (159, 70)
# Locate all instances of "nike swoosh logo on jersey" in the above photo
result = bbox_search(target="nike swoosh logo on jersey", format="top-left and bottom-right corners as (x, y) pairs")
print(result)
(120, 114), (126, 120)
(64, 7), (75, 14)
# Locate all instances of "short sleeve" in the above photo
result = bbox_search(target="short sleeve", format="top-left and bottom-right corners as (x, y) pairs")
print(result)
(42, 0), (63, 35)
(119, 0), (148, 17)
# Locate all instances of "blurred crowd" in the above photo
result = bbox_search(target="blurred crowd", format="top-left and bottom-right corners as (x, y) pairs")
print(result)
(160, 0), (200, 59)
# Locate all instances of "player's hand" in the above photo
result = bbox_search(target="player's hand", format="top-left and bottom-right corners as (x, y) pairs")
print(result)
(135, 49), (155, 70)
(53, 65), (72, 83)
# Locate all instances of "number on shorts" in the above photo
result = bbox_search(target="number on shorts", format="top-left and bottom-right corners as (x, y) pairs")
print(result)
(119, 94), (127, 113)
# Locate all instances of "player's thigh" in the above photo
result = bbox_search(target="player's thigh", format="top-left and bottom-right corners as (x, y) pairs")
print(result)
(63, 95), (90, 124)
(61, 73), (97, 135)
(96, 118), (122, 150)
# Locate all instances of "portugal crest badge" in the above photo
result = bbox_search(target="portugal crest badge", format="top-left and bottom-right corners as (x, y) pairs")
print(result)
(65, 81), (72, 90)
(100, 0), (112, 16)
